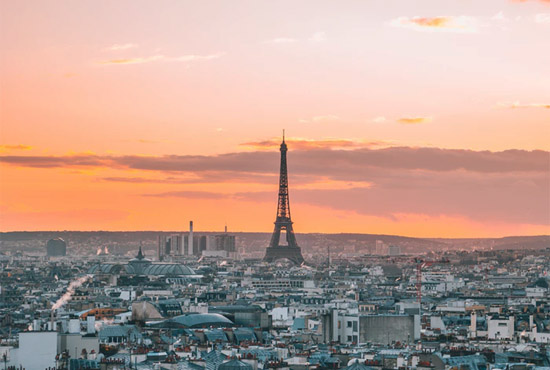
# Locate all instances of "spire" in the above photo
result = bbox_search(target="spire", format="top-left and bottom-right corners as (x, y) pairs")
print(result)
(137, 242), (144, 260)
(280, 129), (287, 152)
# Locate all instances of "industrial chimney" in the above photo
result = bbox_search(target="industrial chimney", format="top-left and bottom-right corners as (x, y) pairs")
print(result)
(189, 220), (194, 256)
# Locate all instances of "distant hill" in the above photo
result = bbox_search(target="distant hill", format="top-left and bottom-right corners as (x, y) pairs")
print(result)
(0, 231), (548, 255)
(428, 235), (550, 251)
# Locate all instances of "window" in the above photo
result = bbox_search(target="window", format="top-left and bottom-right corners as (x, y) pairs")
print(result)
(347, 321), (352, 328)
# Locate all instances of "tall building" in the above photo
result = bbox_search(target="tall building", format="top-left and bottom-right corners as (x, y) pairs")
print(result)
(214, 234), (236, 253)
(388, 245), (401, 256)
(263, 132), (305, 265)
(46, 238), (67, 257)
(375, 240), (387, 255)
(158, 221), (196, 260)
(201, 233), (237, 258)
(157, 221), (236, 260)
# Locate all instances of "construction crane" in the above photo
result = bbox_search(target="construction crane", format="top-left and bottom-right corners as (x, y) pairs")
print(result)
(414, 257), (450, 303)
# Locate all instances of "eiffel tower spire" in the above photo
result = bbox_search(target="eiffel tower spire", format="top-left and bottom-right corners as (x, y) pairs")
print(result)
(263, 132), (305, 265)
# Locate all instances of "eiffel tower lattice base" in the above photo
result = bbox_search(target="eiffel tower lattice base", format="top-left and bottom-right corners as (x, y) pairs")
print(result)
(264, 245), (304, 265)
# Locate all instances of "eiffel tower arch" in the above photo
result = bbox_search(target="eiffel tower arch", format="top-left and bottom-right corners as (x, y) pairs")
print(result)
(263, 132), (305, 265)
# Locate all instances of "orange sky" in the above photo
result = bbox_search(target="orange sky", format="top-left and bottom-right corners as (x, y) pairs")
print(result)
(0, 0), (549, 237)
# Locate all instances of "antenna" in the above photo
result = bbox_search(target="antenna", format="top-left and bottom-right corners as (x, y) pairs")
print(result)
(282, 129), (285, 142)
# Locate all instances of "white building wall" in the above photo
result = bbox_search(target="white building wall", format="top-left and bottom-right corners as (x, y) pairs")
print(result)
(488, 316), (514, 339)
(18, 331), (58, 370)
(271, 307), (289, 321)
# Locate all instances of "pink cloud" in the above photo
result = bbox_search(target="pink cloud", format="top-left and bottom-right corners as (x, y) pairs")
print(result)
(390, 16), (478, 33)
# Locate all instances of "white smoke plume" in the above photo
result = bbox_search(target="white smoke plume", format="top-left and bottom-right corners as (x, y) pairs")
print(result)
(52, 275), (92, 311)
(94, 317), (114, 331)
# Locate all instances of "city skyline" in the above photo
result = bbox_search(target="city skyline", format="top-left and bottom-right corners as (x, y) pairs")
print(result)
(1, 0), (549, 236)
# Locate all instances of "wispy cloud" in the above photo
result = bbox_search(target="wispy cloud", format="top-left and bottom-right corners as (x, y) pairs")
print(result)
(99, 53), (224, 65)
(240, 138), (392, 151)
(390, 16), (478, 33)
(2, 147), (548, 224)
(299, 115), (340, 123)
(491, 11), (508, 21)
(0, 144), (32, 152)
(398, 116), (432, 124)
(309, 31), (326, 42)
(99, 55), (164, 65)
(105, 43), (138, 51)
(497, 101), (550, 109)
(2, 147), (547, 174)
(371, 116), (387, 123)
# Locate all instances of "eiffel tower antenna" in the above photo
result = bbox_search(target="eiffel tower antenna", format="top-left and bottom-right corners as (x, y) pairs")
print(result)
(263, 131), (305, 265)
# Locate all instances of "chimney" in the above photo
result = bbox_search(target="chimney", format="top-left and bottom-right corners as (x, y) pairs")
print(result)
(189, 221), (194, 256)
(87, 315), (96, 334)
(68, 318), (80, 334)
(33, 319), (42, 331)
(470, 311), (477, 338)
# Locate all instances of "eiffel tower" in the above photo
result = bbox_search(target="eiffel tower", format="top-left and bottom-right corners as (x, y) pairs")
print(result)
(263, 132), (305, 265)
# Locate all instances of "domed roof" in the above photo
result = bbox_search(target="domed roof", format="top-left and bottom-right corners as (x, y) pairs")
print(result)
(87, 264), (125, 274)
(143, 264), (195, 276)
(88, 262), (195, 276)
(87, 246), (196, 276)
(170, 313), (233, 328)
(219, 359), (253, 370)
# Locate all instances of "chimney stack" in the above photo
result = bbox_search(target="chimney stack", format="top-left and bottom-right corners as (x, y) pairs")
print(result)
(189, 220), (194, 255)
(87, 315), (96, 334)
(68, 318), (80, 334)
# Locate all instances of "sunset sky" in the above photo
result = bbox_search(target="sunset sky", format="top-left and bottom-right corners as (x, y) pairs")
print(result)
(1, 0), (549, 237)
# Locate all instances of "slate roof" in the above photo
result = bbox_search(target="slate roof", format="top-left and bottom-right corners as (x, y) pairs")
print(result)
(99, 325), (142, 342)
(233, 327), (257, 343)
